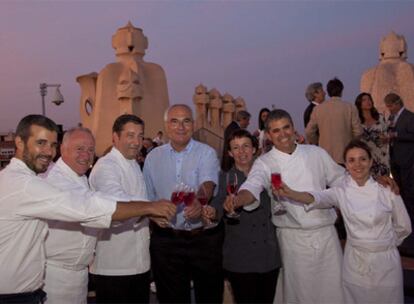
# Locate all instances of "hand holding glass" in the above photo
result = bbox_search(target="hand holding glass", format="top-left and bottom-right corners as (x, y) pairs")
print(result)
(198, 185), (218, 229)
(169, 184), (186, 227)
(183, 186), (195, 230)
(271, 172), (286, 215)
(226, 172), (241, 218)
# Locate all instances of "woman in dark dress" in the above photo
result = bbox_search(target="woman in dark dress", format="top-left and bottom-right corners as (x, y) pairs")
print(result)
(214, 129), (281, 303)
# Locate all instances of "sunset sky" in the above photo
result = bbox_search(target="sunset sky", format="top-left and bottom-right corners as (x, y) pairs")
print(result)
(1, 1), (413, 135)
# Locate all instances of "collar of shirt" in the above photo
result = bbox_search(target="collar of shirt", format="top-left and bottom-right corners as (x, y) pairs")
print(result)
(311, 101), (319, 106)
(167, 138), (194, 155)
(329, 96), (342, 102)
(110, 146), (142, 175)
(345, 174), (378, 196)
(54, 157), (89, 188)
(393, 107), (405, 124)
(9, 157), (36, 176)
(110, 146), (137, 164)
(270, 144), (298, 160)
(167, 139), (194, 184)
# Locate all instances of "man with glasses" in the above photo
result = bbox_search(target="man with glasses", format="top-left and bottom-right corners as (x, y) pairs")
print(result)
(144, 104), (224, 303)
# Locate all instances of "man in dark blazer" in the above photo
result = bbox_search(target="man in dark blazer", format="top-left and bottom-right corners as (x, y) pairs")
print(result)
(385, 93), (414, 219)
(224, 110), (251, 141)
(303, 82), (325, 128)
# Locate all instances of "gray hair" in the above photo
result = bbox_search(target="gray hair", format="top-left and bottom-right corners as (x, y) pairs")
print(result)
(62, 127), (95, 147)
(235, 110), (251, 121)
(305, 82), (323, 102)
(163, 104), (194, 122)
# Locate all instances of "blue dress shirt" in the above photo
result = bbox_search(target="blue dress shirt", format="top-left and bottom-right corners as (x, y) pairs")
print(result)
(143, 139), (219, 230)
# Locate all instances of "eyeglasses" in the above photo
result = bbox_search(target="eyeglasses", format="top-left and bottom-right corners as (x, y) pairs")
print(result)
(168, 118), (193, 128)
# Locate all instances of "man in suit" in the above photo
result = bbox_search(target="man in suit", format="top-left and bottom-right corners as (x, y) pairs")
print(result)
(303, 82), (325, 128)
(224, 110), (251, 141)
(305, 77), (363, 165)
(222, 110), (251, 167)
(385, 93), (414, 220)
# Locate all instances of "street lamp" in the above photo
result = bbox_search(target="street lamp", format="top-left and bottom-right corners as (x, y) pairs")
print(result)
(39, 83), (64, 116)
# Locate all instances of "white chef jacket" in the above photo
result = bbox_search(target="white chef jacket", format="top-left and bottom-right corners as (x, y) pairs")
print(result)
(241, 144), (344, 229)
(240, 144), (345, 304)
(89, 147), (150, 275)
(0, 158), (116, 294)
(45, 158), (99, 269)
(43, 158), (100, 303)
(309, 175), (411, 303)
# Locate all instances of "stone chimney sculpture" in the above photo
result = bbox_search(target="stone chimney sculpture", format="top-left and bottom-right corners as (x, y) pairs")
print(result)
(221, 94), (235, 129)
(193, 84), (209, 130)
(208, 89), (223, 131)
(193, 85), (247, 156)
(361, 31), (414, 114)
(77, 21), (169, 156)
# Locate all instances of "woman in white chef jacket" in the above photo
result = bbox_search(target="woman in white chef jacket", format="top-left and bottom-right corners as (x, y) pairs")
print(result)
(274, 139), (411, 304)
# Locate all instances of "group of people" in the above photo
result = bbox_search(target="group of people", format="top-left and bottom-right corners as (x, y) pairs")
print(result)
(0, 77), (413, 304)
(303, 77), (414, 225)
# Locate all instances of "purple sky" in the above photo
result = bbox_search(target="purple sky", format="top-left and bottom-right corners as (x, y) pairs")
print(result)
(1, 1), (414, 135)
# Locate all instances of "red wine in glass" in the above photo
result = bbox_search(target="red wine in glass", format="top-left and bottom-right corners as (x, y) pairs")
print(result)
(178, 191), (185, 202)
(198, 197), (208, 206)
(226, 184), (238, 195)
(183, 191), (195, 206)
(226, 172), (240, 218)
(271, 173), (282, 189)
(171, 192), (182, 205)
(270, 173), (286, 215)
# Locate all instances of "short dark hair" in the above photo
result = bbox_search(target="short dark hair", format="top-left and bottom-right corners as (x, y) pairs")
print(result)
(327, 77), (344, 97)
(343, 139), (372, 161)
(258, 108), (270, 131)
(384, 93), (404, 107)
(112, 114), (144, 136)
(221, 129), (258, 172)
(15, 114), (59, 143)
(264, 109), (294, 131)
(354, 92), (379, 123)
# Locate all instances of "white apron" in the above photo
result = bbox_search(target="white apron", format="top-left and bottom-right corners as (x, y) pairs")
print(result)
(276, 225), (344, 304)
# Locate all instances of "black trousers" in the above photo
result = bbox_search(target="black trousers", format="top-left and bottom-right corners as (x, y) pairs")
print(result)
(150, 223), (224, 303)
(0, 289), (46, 304)
(391, 161), (414, 221)
(226, 268), (279, 304)
(93, 271), (150, 303)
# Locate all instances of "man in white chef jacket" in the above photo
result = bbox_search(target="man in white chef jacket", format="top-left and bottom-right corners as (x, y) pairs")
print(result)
(89, 114), (155, 303)
(232, 109), (345, 304)
(42, 127), (106, 303)
(0, 115), (175, 303)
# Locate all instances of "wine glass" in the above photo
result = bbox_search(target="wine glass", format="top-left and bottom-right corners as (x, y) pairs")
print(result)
(170, 183), (186, 227)
(226, 172), (241, 218)
(271, 172), (286, 215)
(198, 185), (218, 229)
(183, 186), (195, 230)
